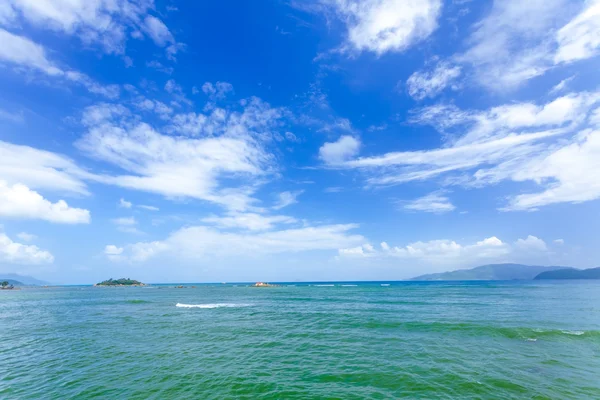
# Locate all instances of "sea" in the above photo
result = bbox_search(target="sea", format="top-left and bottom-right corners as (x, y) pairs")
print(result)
(1, 281), (599, 399)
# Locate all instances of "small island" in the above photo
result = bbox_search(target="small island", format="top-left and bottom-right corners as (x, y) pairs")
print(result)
(1, 280), (19, 290)
(94, 278), (146, 287)
(251, 282), (279, 287)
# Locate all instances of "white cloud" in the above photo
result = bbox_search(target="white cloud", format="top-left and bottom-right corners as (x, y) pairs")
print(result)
(329, 0), (442, 55)
(273, 190), (303, 210)
(338, 243), (376, 257)
(335, 91), (600, 210)
(554, 0), (600, 64)
(403, 192), (455, 213)
(0, 140), (90, 196)
(0, 28), (62, 75)
(202, 81), (234, 100)
(75, 98), (283, 211)
(16, 232), (36, 242)
(340, 235), (511, 262)
(104, 244), (124, 261)
(138, 205), (159, 211)
(319, 135), (360, 164)
(0, 232), (53, 264)
(456, 0), (570, 90)
(0, 181), (90, 224)
(146, 60), (174, 74)
(1, 0), (177, 55)
(112, 216), (142, 234)
(501, 130), (600, 211)
(105, 244), (123, 255)
(515, 235), (547, 251)
(0, 107), (24, 123)
(549, 76), (575, 95)
(108, 223), (365, 262)
(339, 234), (550, 269)
(446, 0), (600, 91)
(318, 117), (354, 134)
(112, 217), (136, 226)
(554, 239), (565, 245)
(119, 198), (132, 208)
(134, 97), (174, 119)
(64, 71), (120, 99)
(0, 29), (121, 98)
(202, 212), (297, 231)
(142, 15), (174, 47)
(406, 62), (461, 100)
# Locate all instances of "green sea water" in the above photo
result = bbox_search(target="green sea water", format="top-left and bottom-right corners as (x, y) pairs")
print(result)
(1, 281), (600, 399)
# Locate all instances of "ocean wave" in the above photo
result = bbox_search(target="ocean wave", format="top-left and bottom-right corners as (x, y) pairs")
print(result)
(561, 330), (585, 336)
(341, 284), (358, 287)
(175, 303), (251, 309)
(314, 284), (335, 287)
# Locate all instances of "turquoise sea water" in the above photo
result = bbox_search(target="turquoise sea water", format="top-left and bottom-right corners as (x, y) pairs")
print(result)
(1, 281), (600, 399)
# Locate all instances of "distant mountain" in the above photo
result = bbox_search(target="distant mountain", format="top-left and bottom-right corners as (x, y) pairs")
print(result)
(535, 267), (600, 280)
(411, 264), (569, 281)
(0, 273), (49, 286)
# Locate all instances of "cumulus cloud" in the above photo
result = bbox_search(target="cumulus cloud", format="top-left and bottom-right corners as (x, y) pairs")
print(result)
(327, 0), (442, 55)
(104, 244), (124, 261)
(0, 232), (54, 264)
(0, 181), (90, 224)
(319, 135), (360, 164)
(340, 235), (510, 262)
(515, 235), (548, 251)
(107, 223), (365, 262)
(339, 235), (550, 269)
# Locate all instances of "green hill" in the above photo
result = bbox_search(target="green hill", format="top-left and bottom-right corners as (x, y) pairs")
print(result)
(411, 264), (568, 281)
(534, 267), (600, 280)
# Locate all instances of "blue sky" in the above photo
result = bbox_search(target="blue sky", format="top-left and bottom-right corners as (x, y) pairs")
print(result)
(1, 0), (599, 284)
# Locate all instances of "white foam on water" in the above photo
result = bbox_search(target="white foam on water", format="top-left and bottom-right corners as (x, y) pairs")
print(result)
(562, 330), (585, 336)
(381, 284), (390, 286)
(341, 284), (357, 287)
(176, 303), (251, 309)
(314, 284), (335, 287)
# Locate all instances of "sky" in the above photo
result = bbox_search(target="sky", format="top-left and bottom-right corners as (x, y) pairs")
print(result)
(0, 0), (599, 284)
